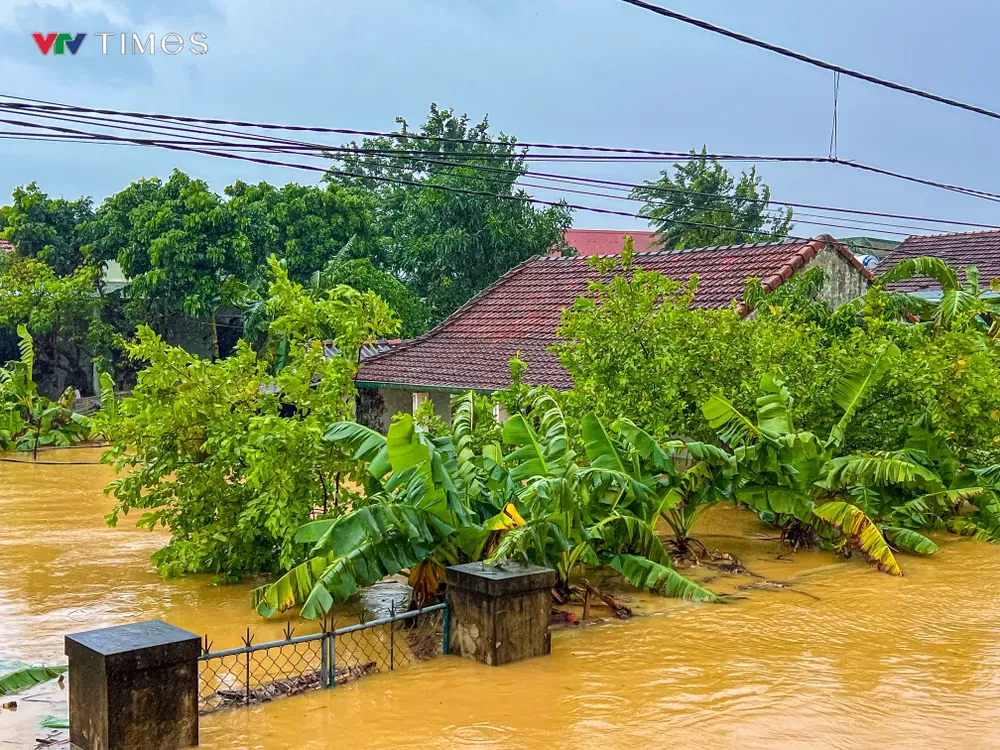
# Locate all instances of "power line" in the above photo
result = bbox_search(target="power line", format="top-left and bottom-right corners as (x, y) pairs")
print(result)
(0, 95), (852, 160)
(0, 119), (945, 244)
(4, 104), (999, 235)
(0, 114), (873, 249)
(6, 93), (1000, 206)
(615, 0), (1000, 124)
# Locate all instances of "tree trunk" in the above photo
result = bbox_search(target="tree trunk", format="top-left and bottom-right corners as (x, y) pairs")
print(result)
(210, 313), (220, 361)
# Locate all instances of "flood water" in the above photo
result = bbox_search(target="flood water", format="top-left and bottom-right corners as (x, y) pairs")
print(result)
(4, 449), (1000, 748)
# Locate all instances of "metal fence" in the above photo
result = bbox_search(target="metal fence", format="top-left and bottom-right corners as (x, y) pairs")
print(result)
(198, 602), (449, 714)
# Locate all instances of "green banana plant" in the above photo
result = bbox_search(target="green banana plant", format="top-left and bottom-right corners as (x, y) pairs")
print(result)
(700, 346), (939, 575)
(252, 390), (721, 619)
(0, 326), (90, 455)
(877, 255), (1000, 335)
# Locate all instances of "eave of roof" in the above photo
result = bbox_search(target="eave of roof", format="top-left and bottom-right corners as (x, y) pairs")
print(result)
(357, 234), (868, 392)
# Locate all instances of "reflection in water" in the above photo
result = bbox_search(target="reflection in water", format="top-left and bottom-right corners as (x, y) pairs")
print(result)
(3, 450), (1000, 748)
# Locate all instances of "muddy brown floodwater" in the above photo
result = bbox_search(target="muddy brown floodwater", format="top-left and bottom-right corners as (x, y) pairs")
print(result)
(3, 449), (1000, 748)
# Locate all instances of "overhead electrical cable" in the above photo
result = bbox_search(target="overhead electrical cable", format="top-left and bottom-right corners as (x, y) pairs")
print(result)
(0, 117), (965, 240)
(3, 101), (999, 234)
(615, 0), (1000, 124)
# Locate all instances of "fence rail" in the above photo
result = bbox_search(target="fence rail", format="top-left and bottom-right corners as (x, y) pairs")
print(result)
(197, 602), (448, 714)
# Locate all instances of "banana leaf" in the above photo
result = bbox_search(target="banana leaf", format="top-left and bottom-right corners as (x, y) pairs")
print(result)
(881, 526), (939, 556)
(606, 554), (718, 602)
(813, 501), (902, 575)
(0, 662), (67, 696)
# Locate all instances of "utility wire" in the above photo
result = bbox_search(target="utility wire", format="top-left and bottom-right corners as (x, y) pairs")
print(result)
(0, 118), (952, 242)
(615, 0), (1000, 123)
(5, 93), (1000, 205)
(0, 114), (875, 249)
(3, 105), (999, 233)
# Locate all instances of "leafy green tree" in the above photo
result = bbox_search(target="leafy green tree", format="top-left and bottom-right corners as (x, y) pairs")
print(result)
(0, 257), (114, 394)
(98, 258), (399, 579)
(328, 104), (572, 323)
(632, 148), (794, 250)
(554, 240), (855, 443)
(224, 180), (378, 282)
(0, 183), (94, 275)
(312, 256), (426, 337)
(702, 365), (937, 572)
(82, 170), (259, 359)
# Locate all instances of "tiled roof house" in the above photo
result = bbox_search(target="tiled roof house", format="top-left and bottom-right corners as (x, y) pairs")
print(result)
(356, 235), (870, 430)
(876, 229), (1000, 294)
(563, 229), (658, 256)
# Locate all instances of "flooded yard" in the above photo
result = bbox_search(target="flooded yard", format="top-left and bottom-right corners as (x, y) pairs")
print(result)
(4, 449), (1000, 748)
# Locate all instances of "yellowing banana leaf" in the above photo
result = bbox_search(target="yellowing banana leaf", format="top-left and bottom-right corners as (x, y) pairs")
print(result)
(491, 502), (526, 530)
(814, 501), (902, 576)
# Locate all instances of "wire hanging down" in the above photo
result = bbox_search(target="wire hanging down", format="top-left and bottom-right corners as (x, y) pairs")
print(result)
(829, 71), (840, 160)
(615, 0), (1000, 123)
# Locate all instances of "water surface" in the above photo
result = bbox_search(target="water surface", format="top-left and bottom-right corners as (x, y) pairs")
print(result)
(2, 450), (1000, 748)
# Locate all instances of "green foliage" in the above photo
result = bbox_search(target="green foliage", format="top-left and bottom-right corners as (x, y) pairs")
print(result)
(0, 662), (67, 696)
(555, 249), (856, 443)
(312, 256), (426, 337)
(326, 104), (572, 324)
(556, 249), (1000, 465)
(224, 180), (378, 281)
(0, 256), (113, 394)
(255, 390), (718, 619)
(631, 148), (794, 250)
(0, 326), (91, 452)
(82, 170), (261, 359)
(0, 182), (93, 275)
(97, 259), (398, 579)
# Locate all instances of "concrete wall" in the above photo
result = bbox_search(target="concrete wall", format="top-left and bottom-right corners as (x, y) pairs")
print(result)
(358, 387), (454, 433)
(809, 246), (870, 308)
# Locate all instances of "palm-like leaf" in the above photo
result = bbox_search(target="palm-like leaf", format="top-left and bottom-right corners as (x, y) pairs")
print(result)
(829, 342), (899, 445)
(324, 421), (389, 477)
(0, 663), (68, 696)
(825, 454), (945, 492)
(252, 503), (451, 618)
(879, 256), (960, 291)
(702, 393), (763, 447)
(880, 526), (939, 556)
(755, 373), (793, 435)
(606, 554), (718, 602)
(813, 501), (902, 575)
(736, 485), (816, 525)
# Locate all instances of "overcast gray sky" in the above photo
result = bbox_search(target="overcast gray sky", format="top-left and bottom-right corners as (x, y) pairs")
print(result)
(2, 0), (998, 238)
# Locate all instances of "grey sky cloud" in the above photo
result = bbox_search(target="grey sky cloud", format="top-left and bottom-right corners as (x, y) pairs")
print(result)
(1, 0), (998, 236)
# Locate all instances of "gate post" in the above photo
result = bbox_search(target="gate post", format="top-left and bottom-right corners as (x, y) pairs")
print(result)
(65, 619), (200, 750)
(445, 562), (557, 666)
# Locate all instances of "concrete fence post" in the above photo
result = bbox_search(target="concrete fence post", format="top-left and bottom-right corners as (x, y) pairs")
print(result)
(445, 562), (557, 666)
(65, 619), (201, 750)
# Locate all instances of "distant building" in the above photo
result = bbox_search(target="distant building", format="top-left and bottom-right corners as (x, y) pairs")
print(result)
(877, 229), (1000, 300)
(356, 235), (871, 431)
(562, 229), (658, 256)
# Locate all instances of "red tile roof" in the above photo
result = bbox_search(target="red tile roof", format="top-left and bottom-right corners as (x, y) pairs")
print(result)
(0, 240), (13, 253)
(876, 230), (1000, 290)
(563, 229), (658, 256)
(358, 236), (866, 392)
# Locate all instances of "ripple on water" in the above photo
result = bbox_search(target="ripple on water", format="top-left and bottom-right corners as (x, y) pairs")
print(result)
(561, 692), (630, 716)
(444, 722), (515, 745)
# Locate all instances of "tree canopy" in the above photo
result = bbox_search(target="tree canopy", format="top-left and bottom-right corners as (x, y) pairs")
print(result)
(327, 103), (573, 323)
(632, 148), (794, 250)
